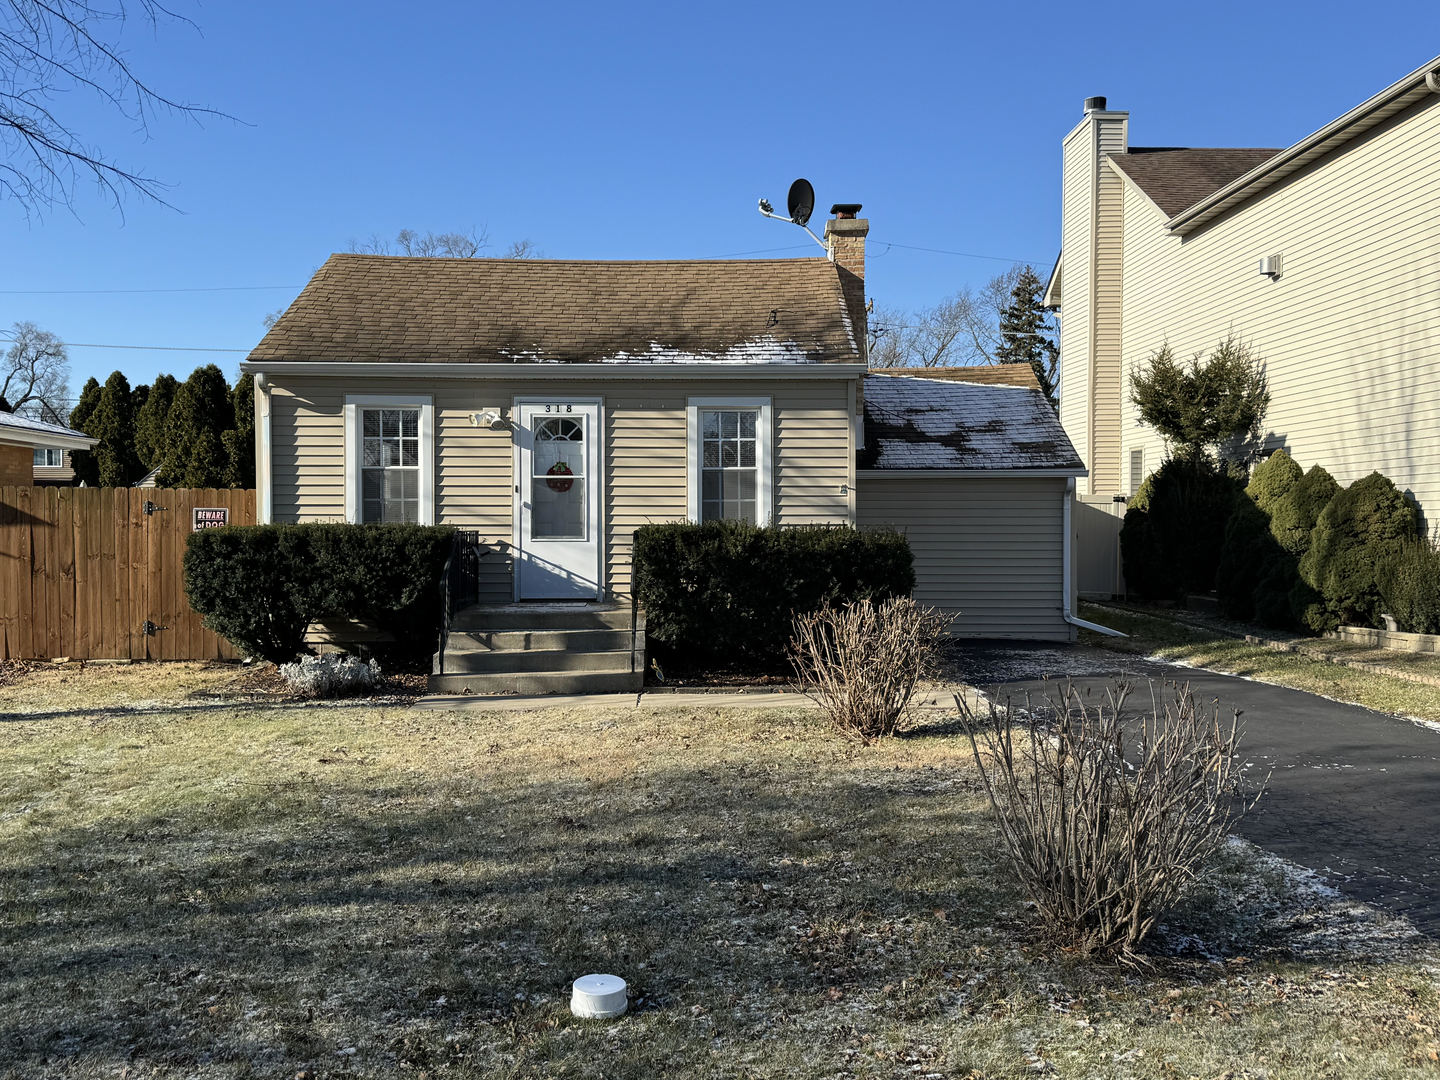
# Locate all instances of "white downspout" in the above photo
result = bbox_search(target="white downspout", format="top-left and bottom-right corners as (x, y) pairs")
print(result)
(1062, 476), (1125, 636)
(255, 373), (273, 524)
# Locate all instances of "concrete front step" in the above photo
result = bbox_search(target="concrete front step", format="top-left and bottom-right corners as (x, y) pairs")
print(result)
(450, 602), (639, 633)
(440, 645), (641, 674)
(428, 669), (643, 695)
(446, 628), (636, 653)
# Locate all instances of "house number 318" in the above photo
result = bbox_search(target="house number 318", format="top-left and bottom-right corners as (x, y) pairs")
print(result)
(544, 404), (573, 413)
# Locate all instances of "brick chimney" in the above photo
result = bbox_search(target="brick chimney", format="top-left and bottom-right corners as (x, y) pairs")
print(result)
(824, 203), (868, 360)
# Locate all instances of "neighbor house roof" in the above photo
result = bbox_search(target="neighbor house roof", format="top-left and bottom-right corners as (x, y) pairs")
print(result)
(247, 254), (861, 365)
(1109, 148), (1281, 217)
(868, 364), (1041, 390)
(0, 411), (95, 451)
(1163, 54), (1440, 234)
(859, 373), (1083, 473)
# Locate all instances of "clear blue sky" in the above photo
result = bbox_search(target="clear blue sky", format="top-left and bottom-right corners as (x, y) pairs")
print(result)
(4, 0), (1436, 403)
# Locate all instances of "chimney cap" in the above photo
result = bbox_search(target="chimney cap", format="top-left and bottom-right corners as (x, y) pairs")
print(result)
(1084, 96), (1107, 112)
(830, 203), (863, 219)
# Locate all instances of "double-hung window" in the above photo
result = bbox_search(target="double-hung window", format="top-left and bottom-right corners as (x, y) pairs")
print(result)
(687, 397), (772, 525)
(344, 394), (434, 524)
(362, 408), (420, 522)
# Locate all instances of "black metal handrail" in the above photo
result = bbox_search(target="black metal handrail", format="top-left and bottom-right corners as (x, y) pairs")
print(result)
(438, 530), (484, 666)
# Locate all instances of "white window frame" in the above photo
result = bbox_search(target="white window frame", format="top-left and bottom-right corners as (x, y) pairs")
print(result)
(344, 393), (435, 525)
(686, 396), (773, 526)
(33, 447), (63, 467)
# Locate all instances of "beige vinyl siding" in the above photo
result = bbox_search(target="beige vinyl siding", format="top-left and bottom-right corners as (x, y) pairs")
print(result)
(1116, 94), (1440, 517)
(857, 475), (1071, 641)
(1090, 119), (1127, 495)
(267, 375), (855, 601)
(1058, 123), (1094, 475)
(270, 384), (346, 520)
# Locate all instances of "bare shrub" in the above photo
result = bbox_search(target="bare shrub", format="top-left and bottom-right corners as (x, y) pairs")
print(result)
(958, 681), (1261, 958)
(280, 653), (380, 699)
(789, 597), (951, 744)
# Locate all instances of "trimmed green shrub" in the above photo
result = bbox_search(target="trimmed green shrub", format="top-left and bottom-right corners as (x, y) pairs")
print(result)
(1268, 464), (1338, 557)
(1215, 496), (1285, 621)
(633, 521), (915, 668)
(1382, 540), (1440, 634)
(1246, 449), (1302, 513)
(1120, 456), (1245, 603)
(1298, 472), (1420, 632)
(184, 523), (455, 665)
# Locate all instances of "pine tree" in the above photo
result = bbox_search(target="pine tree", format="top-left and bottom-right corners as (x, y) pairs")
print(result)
(159, 365), (233, 487)
(221, 374), (256, 488)
(88, 370), (142, 486)
(994, 265), (1059, 404)
(67, 376), (103, 485)
(134, 373), (178, 471)
(1128, 336), (1270, 463)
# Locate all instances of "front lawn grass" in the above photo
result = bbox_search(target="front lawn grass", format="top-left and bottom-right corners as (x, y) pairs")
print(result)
(1079, 602), (1440, 723)
(3, 663), (1439, 1078)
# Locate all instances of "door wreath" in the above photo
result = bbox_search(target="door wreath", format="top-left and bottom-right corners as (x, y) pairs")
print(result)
(546, 460), (575, 492)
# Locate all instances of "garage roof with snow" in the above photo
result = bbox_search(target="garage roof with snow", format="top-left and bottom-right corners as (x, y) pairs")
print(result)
(859, 373), (1084, 473)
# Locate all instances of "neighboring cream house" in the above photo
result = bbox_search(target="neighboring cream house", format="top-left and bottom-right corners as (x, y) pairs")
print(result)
(0, 413), (94, 487)
(241, 206), (1089, 688)
(1048, 56), (1440, 591)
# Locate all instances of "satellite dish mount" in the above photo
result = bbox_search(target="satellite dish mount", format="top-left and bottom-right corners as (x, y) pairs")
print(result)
(757, 178), (827, 250)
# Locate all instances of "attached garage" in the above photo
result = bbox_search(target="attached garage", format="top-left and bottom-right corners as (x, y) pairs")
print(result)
(858, 372), (1088, 642)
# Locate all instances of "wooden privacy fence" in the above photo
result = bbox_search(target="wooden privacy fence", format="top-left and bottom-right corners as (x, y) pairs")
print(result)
(0, 486), (256, 661)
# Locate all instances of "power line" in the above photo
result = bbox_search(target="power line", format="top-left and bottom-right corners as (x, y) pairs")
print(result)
(0, 284), (300, 295)
(60, 339), (247, 352)
(875, 242), (1044, 265)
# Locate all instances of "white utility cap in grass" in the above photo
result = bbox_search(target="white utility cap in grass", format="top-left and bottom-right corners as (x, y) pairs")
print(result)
(571, 973), (628, 1019)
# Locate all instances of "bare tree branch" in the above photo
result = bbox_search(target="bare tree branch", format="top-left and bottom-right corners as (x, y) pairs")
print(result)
(1, 320), (70, 421)
(0, 0), (233, 217)
(867, 267), (1024, 369)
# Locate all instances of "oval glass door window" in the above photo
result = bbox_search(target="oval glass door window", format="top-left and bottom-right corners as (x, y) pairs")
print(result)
(531, 417), (586, 540)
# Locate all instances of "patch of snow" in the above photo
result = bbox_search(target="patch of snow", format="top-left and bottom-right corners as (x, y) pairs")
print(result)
(597, 338), (817, 364)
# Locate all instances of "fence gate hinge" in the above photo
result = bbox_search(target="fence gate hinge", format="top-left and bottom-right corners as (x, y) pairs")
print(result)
(142, 500), (167, 515)
(142, 620), (168, 636)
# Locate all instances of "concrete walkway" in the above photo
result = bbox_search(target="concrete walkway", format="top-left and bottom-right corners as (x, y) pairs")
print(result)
(416, 688), (820, 712)
(949, 642), (1440, 934)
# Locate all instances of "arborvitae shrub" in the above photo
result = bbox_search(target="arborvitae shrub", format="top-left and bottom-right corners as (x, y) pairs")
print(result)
(1269, 464), (1338, 557)
(185, 524), (455, 665)
(1298, 472), (1420, 631)
(1382, 540), (1440, 634)
(632, 521), (914, 669)
(1215, 496), (1285, 621)
(1120, 457), (1245, 603)
(1246, 449), (1302, 514)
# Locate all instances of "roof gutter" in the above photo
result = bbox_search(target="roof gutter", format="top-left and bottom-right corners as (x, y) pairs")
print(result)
(0, 427), (95, 451)
(238, 361), (869, 379)
(1166, 54), (1440, 235)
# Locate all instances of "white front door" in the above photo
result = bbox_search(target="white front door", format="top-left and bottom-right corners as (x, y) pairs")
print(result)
(515, 400), (602, 599)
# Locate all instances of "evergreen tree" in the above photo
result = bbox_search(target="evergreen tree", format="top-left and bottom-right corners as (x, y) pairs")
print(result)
(88, 370), (142, 486)
(67, 376), (103, 486)
(159, 365), (233, 487)
(134, 373), (178, 471)
(1129, 336), (1270, 463)
(994, 265), (1059, 404)
(222, 374), (256, 488)
(131, 382), (150, 419)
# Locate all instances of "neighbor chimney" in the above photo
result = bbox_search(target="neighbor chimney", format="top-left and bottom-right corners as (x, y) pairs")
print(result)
(824, 203), (868, 359)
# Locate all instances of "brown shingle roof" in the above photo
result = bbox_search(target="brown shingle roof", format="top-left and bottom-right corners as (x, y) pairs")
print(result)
(247, 254), (860, 365)
(1109, 148), (1282, 217)
(867, 364), (1041, 390)
(859, 375), (1083, 472)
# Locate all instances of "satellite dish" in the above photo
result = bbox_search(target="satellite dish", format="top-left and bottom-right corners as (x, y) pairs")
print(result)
(787, 178), (815, 227)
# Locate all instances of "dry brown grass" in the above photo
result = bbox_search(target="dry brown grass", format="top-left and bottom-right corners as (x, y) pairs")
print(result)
(3, 663), (1439, 1078)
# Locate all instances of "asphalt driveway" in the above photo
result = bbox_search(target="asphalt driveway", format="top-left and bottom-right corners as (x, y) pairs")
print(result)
(949, 642), (1440, 934)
